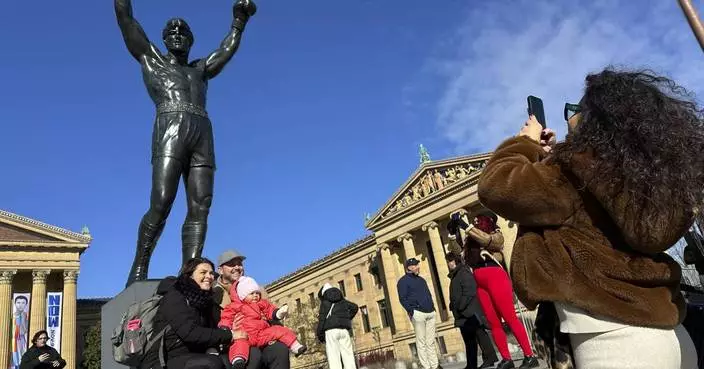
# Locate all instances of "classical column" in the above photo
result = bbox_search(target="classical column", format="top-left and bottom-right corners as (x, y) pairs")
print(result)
(423, 221), (451, 311)
(0, 270), (17, 369)
(378, 243), (411, 333)
(397, 233), (440, 314)
(29, 270), (50, 335)
(398, 232), (417, 260)
(61, 270), (78, 369)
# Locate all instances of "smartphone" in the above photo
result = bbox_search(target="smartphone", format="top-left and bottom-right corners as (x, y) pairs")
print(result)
(527, 95), (547, 128)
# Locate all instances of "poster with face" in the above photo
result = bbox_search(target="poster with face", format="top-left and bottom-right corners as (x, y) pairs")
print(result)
(10, 293), (30, 369)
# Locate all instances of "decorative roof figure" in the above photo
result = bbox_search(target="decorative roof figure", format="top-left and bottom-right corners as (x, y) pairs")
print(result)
(419, 144), (431, 164)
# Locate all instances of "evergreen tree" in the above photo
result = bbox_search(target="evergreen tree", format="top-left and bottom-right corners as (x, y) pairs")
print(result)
(81, 323), (101, 369)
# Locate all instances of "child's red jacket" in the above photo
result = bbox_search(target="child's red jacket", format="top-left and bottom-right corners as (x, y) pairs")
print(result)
(218, 280), (280, 335)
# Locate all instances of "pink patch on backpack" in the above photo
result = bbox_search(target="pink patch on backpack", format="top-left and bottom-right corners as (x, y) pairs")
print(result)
(127, 319), (141, 331)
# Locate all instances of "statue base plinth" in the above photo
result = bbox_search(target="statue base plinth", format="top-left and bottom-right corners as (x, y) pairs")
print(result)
(101, 279), (162, 369)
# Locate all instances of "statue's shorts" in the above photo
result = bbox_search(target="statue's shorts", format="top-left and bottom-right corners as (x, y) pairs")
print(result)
(151, 102), (215, 169)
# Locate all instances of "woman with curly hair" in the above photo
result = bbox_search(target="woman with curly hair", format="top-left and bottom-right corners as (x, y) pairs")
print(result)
(477, 68), (703, 368)
(449, 212), (538, 369)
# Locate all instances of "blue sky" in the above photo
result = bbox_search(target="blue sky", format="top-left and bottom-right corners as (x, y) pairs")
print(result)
(1, 0), (702, 298)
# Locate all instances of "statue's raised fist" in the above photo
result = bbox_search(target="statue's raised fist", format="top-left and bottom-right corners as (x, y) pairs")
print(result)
(234, 0), (257, 19)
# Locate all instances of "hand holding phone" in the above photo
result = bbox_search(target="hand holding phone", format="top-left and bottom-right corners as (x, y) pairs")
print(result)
(527, 95), (547, 128)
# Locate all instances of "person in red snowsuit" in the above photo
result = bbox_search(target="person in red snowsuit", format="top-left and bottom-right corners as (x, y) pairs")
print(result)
(219, 276), (306, 369)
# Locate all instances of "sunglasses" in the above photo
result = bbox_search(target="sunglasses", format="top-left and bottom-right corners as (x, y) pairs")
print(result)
(564, 103), (582, 121)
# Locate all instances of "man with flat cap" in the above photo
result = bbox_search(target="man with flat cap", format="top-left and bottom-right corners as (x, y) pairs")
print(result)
(213, 249), (286, 369)
(213, 249), (247, 308)
(397, 258), (441, 369)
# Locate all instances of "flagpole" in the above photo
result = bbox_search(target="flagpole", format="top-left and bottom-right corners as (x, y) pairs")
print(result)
(679, 0), (704, 51)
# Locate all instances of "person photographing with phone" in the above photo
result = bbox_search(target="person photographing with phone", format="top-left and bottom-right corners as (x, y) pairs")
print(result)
(447, 213), (538, 369)
(478, 68), (702, 368)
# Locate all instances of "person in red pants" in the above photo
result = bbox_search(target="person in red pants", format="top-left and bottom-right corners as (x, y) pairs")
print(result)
(219, 276), (307, 369)
(448, 212), (538, 369)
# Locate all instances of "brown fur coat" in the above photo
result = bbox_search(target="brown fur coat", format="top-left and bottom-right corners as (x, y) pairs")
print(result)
(477, 136), (688, 328)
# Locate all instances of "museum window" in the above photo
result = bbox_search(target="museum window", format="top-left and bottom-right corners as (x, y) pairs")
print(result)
(308, 292), (315, 308)
(360, 305), (371, 333)
(354, 273), (363, 291)
(372, 272), (381, 288)
(338, 280), (346, 297)
(377, 299), (390, 328)
(299, 326), (307, 344)
(436, 336), (448, 354)
(295, 298), (301, 311)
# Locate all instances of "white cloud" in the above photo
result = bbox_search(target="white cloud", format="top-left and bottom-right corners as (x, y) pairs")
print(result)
(428, 0), (704, 153)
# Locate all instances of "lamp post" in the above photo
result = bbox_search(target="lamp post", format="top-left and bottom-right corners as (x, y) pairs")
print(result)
(678, 0), (704, 51)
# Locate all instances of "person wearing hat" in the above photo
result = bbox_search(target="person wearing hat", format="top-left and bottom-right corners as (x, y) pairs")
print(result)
(397, 257), (440, 369)
(448, 212), (537, 369)
(316, 282), (359, 369)
(219, 276), (306, 369)
(213, 249), (247, 309)
(212, 250), (287, 369)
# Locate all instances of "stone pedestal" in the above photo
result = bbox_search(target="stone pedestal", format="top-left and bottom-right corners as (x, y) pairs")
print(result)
(101, 280), (161, 369)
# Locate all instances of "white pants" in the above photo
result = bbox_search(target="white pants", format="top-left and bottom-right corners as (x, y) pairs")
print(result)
(570, 324), (698, 369)
(411, 310), (439, 369)
(325, 328), (356, 369)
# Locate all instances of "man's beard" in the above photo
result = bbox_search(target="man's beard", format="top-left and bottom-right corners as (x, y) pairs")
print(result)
(227, 272), (242, 283)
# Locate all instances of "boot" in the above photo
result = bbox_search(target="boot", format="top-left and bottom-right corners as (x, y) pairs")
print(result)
(478, 361), (497, 369)
(181, 220), (207, 267)
(294, 344), (307, 357)
(126, 219), (165, 287)
(518, 356), (539, 369)
(495, 359), (515, 369)
(232, 358), (246, 369)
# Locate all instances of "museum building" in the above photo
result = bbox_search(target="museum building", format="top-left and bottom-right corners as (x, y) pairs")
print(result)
(266, 151), (525, 369)
(0, 209), (91, 369)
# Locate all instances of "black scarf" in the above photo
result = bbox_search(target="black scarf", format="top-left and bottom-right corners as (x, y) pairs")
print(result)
(174, 275), (213, 310)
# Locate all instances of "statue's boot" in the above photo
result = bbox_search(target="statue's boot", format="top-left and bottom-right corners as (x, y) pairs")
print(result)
(181, 220), (207, 268)
(126, 220), (165, 288)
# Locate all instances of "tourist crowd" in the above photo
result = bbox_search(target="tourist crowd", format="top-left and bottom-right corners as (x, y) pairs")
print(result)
(117, 67), (703, 369)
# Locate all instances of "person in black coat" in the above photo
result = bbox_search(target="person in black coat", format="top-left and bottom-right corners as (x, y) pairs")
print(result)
(141, 257), (238, 369)
(446, 252), (498, 369)
(19, 330), (65, 369)
(316, 283), (358, 369)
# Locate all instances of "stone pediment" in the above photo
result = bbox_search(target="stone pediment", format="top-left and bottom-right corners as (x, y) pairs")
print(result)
(365, 152), (492, 230)
(0, 209), (92, 246)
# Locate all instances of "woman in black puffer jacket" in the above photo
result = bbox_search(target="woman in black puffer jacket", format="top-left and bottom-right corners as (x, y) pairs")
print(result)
(141, 257), (238, 369)
(316, 283), (358, 369)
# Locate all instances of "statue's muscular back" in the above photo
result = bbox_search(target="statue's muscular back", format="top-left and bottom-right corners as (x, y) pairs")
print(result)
(140, 52), (208, 108)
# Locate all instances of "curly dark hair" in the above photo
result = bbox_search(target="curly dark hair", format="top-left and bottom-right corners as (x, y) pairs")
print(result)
(553, 67), (704, 234)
